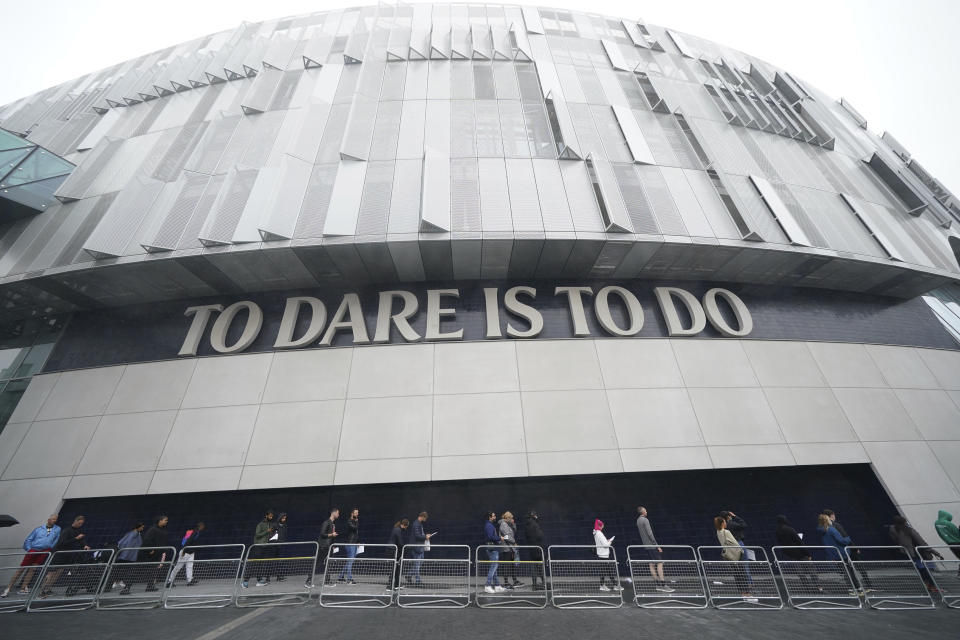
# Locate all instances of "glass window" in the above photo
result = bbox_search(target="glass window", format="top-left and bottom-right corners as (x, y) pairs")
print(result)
(0, 378), (29, 433)
(14, 342), (54, 378)
(0, 348), (27, 380)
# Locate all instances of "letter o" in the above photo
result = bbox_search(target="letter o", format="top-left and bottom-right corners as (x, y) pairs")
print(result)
(703, 288), (753, 337)
(594, 286), (644, 336)
(210, 301), (264, 353)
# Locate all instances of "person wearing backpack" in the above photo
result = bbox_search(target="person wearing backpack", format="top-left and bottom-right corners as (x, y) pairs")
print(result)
(168, 522), (205, 587)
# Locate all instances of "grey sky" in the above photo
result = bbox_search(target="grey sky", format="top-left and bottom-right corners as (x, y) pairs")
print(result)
(1, 0), (956, 194)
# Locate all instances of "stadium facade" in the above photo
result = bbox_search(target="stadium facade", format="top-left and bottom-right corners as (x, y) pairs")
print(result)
(1, 3), (959, 549)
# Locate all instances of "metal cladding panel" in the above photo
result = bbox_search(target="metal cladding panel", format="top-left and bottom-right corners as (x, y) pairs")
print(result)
(591, 156), (633, 233)
(232, 166), (282, 243)
(147, 172), (210, 251)
(424, 99), (451, 156)
(611, 105), (654, 164)
(660, 166), (714, 238)
(76, 110), (121, 151)
(601, 39), (629, 71)
(198, 167), (258, 245)
(635, 164), (687, 236)
(420, 156), (450, 232)
(259, 155), (313, 240)
(388, 158), (423, 234)
(749, 174), (812, 246)
(294, 163), (338, 239)
(532, 158), (574, 231)
(683, 168), (741, 240)
(355, 160), (395, 235)
(83, 177), (164, 257)
(450, 157), (481, 232)
(478, 157), (513, 232)
(396, 99), (426, 159)
(522, 7), (545, 34)
(323, 161), (367, 236)
(559, 160), (604, 232)
(505, 158), (543, 232)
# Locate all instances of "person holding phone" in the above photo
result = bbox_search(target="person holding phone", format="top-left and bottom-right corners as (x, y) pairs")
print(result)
(406, 511), (432, 587)
(593, 519), (620, 592)
(337, 508), (360, 584)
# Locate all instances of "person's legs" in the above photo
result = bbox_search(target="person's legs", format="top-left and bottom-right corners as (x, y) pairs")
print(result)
(170, 554), (187, 584)
(412, 550), (424, 584)
(183, 552), (194, 583)
(343, 545), (357, 581)
(485, 548), (500, 586)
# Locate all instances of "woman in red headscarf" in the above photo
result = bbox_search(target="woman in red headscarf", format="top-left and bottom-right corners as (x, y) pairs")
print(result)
(592, 519), (620, 592)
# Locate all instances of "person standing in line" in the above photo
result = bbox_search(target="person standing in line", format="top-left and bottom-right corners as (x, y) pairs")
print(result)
(523, 511), (545, 591)
(887, 515), (943, 591)
(1, 514), (60, 598)
(636, 506), (674, 594)
(934, 510), (960, 576)
(388, 519), (409, 591)
(168, 522), (204, 588)
(337, 508), (360, 585)
(715, 516), (749, 598)
(720, 510), (753, 589)
(593, 519), (620, 592)
(140, 515), (170, 592)
(774, 515), (819, 594)
(40, 515), (91, 599)
(406, 511), (432, 587)
(112, 521), (144, 594)
(817, 513), (869, 594)
(483, 512), (505, 594)
(272, 513), (288, 582)
(313, 508), (339, 588)
(498, 511), (521, 588)
(242, 510), (276, 589)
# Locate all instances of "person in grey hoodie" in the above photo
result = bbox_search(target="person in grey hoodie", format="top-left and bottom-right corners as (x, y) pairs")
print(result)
(498, 511), (521, 588)
(112, 521), (144, 594)
(636, 507), (673, 593)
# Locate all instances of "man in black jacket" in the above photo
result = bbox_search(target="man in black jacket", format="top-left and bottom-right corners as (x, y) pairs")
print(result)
(523, 511), (545, 591)
(775, 515), (820, 593)
(312, 508), (339, 587)
(388, 519), (409, 591)
(406, 512), (431, 586)
(140, 515), (169, 592)
(39, 515), (90, 598)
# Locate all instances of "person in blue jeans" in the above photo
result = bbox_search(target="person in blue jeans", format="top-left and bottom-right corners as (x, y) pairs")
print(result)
(483, 512), (505, 593)
(405, 512), (431, 586)
(337, 508), (360, 584)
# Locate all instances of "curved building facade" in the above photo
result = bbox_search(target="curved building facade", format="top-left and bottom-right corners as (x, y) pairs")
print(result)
(1, 4), (959, 549)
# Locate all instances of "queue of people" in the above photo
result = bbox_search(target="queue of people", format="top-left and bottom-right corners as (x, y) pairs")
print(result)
(5, 505), (960, 600)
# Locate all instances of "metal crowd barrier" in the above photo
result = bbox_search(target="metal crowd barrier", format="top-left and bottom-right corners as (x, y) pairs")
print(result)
(845, 545), (935, 610)
(397, 544), (471, 608)
(26, 548), (115, 612)
(546, 545), (623, 609)
(474, 545), (547, 609)
(917, 545), (960, 608)
(697, 546), (782, 610)
(627, 545), (706, 609)
(163, 544), (246, 609)
(97, 546), (176, 610)
(236, 541), (318, 608)
(320, 543), (397, 608)
(0, 550), (51, 613)
(772, 546), (861, 610)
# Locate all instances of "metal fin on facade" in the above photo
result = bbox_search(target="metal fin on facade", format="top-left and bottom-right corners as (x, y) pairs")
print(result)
(749, 175), (812, 246)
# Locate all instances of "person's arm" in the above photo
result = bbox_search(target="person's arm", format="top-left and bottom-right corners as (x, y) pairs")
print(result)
(23, 527), (39, 551)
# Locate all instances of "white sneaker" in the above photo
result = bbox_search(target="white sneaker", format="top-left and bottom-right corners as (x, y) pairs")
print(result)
(484, 585), (496, 594)
(656, 586), (676, 593)
(255, 581), (267, 587)
(494, 586), (506, 593)
(613, 585), (623, 591)
(599, 584), (611, 592)
(0, 588), (8, 598)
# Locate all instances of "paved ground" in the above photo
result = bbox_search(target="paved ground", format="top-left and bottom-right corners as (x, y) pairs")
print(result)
(3, 598), (957, 640)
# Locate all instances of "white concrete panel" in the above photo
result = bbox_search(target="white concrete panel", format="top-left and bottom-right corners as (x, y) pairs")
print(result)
(916, 348), (960, 390)
(950, 390), (960, 411)
(338, 396), (432, 460)
(434, 342), (519, 395)
(106, 359), (197, 414)
(607, 388), (704, 448)
(894, 389), (960, 441)
(36, 366), (124, 421)
(433, 393), (524, 456)
(157, 405), (260, 470)
(764, 388), (857, 443)
(620, 447), (713, 472)
(6, 373), (59, 424)
(864, 441), (960, 505)
(76, 410), (177, 474)
(527, 450), (623, 477)
(239, 462), (336, 489)
(0, 477), (70, 550)
(346, 344), (433, 399)
(245, 400), (344, 465)
(516, 341), (604, 392)
(0, 422), (30, 478)
(149, 467), (242, 494)
(806, 342), (886, 388)
(930, 442), (960, 495)
(866, 345), (941, 389)
(65, 471), (154, 498)
(709, 444), (796, 468)
(262, 349), (352, 403)
(594, 339), (683, 389)
(432, 453), (528, 481)
(335, 457), (431, 485)
(521, 390), (617, 452)
(741, 341), (826, 387)
(2, 417), (100, 480)
(833, 388), (921, 441)
(180, 353), (273, 409)
(688, 388), (783, 446)
(671, 340), (757, 387)
(789, 442), (870, 466)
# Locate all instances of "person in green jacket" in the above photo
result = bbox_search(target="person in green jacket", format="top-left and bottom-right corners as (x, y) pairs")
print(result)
(242, 510), (277, 588)
(934, 510), (960, 575)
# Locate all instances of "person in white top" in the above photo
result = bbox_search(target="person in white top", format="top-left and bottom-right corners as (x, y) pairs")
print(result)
(592, 519), (621, 592)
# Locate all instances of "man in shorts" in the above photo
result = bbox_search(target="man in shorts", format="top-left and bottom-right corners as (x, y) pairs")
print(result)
(1, 514), (60, 598)
(637, 506), (674, 593)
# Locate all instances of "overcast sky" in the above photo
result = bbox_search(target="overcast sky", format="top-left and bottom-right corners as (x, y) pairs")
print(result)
(1, 0), (956, 194)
